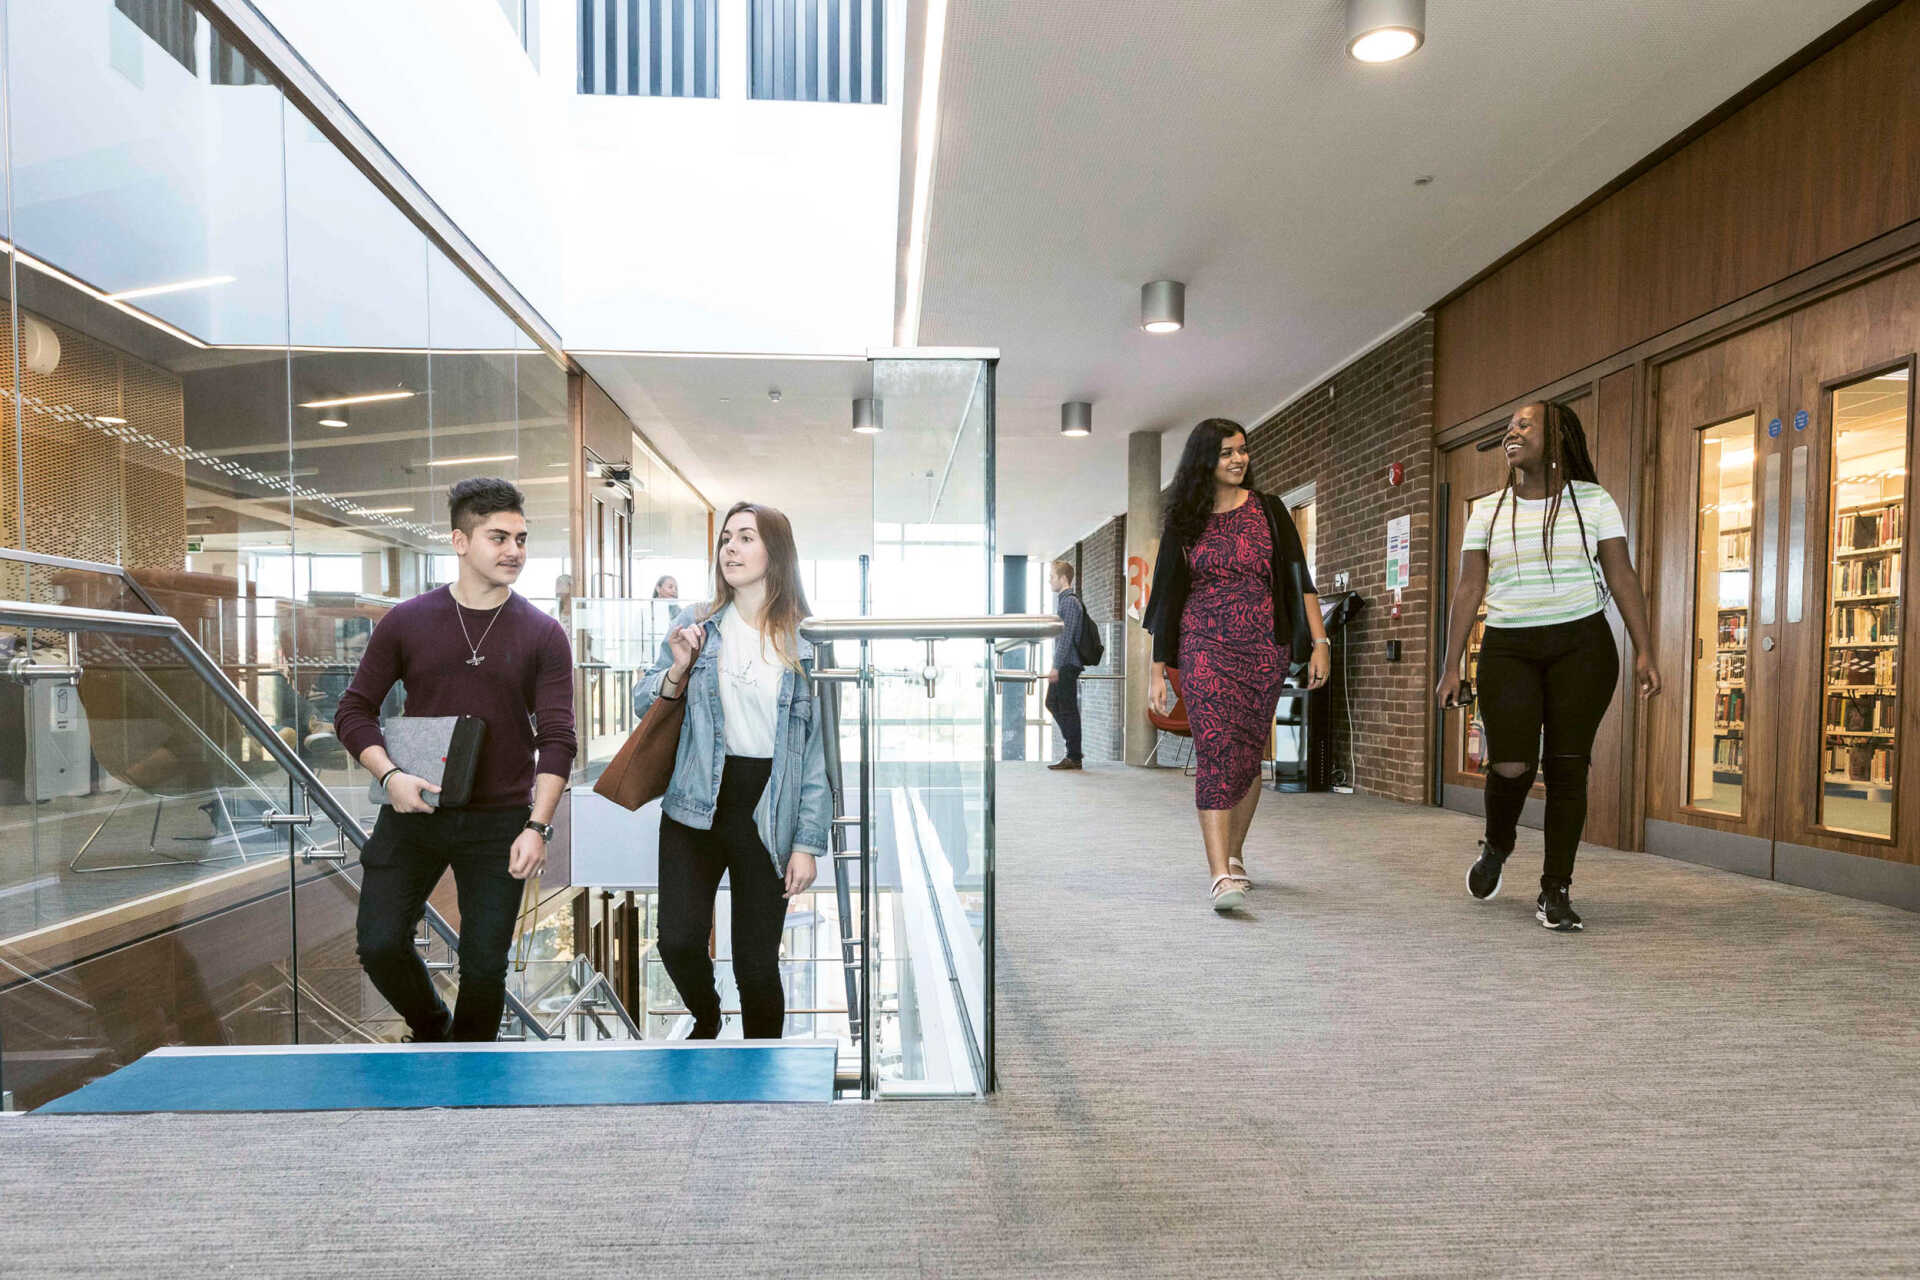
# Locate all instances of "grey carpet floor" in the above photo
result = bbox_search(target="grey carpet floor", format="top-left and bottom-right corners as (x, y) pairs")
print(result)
(5, 765), (1919, 1278)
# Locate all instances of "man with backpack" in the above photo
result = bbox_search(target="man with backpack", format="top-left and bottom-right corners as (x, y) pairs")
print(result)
(1047, 559), (1102, 771)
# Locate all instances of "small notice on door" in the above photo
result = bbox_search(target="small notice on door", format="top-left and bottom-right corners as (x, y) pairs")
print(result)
(1385, 515), (1411, 601)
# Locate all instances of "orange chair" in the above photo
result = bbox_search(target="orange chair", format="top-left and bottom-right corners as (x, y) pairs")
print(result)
(1144, 668), (1196, 773)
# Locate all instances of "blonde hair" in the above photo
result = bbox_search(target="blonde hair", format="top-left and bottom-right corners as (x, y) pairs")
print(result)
(702, 501), (813, 671)
(1051, 559), (1075, 586)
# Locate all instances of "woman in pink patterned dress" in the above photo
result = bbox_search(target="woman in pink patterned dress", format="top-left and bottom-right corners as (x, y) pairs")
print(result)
(1144, 420), (1331, 911)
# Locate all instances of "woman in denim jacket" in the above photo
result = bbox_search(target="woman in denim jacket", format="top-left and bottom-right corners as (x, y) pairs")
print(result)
(632, 501), (832, 1038)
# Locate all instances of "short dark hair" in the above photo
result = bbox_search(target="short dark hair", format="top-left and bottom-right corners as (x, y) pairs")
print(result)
(449, 477), (525, 534)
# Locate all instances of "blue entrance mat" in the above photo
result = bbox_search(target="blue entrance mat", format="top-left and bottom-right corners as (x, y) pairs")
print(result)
(35, 1041), (839, 1113)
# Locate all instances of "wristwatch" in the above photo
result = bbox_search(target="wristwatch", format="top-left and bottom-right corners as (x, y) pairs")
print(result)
(523, 820), (554, 841)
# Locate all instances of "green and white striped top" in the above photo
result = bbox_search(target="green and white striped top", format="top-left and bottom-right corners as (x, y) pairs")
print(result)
(1463, 480), (1627, 627)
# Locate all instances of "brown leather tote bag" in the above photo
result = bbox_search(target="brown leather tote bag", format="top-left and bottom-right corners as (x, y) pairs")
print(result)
(591, 690), (687, 810)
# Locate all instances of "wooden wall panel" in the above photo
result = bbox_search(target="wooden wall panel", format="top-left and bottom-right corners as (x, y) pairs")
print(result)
(1437, 1), (1920, 430)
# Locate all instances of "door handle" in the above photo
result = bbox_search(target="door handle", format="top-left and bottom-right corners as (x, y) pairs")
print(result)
(1786, 444), (1809, 624)
(1758, 451), (1782, 625)
(1761, 635), (1777, 652)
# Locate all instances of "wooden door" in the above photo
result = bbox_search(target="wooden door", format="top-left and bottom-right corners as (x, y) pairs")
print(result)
(1645, 321), (1794, 875)
(1775, 267), (1919, 878)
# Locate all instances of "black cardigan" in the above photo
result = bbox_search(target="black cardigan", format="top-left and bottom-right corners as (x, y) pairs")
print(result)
(1141, 490), (1318, 669)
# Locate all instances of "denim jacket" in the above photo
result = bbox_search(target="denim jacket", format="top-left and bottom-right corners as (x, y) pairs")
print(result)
(631, 604), (832, 872)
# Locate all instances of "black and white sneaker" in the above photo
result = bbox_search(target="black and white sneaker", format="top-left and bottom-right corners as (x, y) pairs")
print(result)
(1466, 841), (1508, 901)
(1536, 884), (1584, 932)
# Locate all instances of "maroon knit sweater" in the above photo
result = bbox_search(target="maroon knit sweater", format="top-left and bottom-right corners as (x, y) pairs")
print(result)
(334, 586), (576, 808)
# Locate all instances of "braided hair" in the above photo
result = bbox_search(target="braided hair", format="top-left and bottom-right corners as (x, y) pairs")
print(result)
(1485, 401), (1609, 603)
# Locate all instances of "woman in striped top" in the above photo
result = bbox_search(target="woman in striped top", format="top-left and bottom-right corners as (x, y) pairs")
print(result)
(1435, 401), (1661, 932)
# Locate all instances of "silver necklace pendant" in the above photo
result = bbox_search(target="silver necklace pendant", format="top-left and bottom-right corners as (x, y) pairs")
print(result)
(466, 654), (486, 666)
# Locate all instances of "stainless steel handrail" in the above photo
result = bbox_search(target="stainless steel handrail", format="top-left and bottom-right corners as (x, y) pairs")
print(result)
(0, 598), (555, 1040)
(0, 547), (166, 616)
(800, 614), (1063, 643)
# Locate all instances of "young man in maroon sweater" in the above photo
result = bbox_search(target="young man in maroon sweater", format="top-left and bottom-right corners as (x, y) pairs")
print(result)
(335, 478), (576, 1042)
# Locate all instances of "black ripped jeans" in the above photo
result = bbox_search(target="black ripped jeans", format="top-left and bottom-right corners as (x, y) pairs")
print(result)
(1475, 612), (1618, 888)
(656, 756), (790, 1039)
(355, 804), (530, 1042)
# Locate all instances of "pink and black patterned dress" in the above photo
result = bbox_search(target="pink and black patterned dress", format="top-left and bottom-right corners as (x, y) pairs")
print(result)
(1179, 497), (1290, 810)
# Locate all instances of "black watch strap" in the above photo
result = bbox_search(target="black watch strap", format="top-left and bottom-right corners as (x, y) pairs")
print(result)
(524, 820), (554, 840)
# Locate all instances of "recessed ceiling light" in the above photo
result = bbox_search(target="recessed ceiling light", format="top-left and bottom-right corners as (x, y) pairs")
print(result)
(1347, 0), (1425, 63)
(359, 506), (416, 514)
(96, 415), (127, 425)
(299, 390), (416, 409)
(318, 417), (348, 429)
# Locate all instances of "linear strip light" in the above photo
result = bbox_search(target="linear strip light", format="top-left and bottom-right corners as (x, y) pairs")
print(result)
(427, 454), (516, 467)
(898, 0), (951, 347)
(299, 390), (417, 409)
(358, 506), (417, 514)
(106, 274), (236, 302)
(0, 237), (209, 349)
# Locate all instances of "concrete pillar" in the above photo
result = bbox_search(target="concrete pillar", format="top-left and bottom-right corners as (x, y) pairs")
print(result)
(1124, 430), (1161, 764)
(1000, 554), (1028, 760)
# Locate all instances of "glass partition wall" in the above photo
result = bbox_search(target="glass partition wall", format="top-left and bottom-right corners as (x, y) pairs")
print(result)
(0, 0), (575, 1106)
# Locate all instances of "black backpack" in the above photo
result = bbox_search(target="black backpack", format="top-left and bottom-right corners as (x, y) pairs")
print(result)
(1068, 592), (1105, 667)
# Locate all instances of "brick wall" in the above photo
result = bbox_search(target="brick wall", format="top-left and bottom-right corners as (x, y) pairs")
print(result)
(1243, 317), (1435, 803)
(1052, 515), (1126, 761)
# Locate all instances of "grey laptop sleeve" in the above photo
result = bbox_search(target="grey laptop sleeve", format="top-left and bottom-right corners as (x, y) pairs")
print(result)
(369, 715), (487, 808)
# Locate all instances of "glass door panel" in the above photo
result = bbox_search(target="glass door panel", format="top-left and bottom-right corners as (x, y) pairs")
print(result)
(1817, 372), (1907, 839)
(1687, 416), (1756, 814)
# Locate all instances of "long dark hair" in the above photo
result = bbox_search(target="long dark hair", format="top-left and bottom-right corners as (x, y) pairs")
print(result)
(1486, 400), (1604, 589)
(1162, 418), (1249, 546)
(701, 501), (813, 671)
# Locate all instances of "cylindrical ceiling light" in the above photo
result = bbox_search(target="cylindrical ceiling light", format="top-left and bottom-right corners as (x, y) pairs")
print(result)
(852, 396), (883, 434)
(1140, 279), (1185, 334)
(1347, 0), (1425, 62)
(1060, 401), (1093, 438)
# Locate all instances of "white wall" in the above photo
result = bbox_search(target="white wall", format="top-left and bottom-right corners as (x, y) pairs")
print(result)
(253, 0), (906, 356)
(252, 0), (570, 328)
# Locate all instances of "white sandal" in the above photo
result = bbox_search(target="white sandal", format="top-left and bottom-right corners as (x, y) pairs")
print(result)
(1210, 874), (1247, 912)
(1227, 856), (1253, 888)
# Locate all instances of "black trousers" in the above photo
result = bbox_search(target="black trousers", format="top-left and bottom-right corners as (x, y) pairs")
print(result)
(355, 804), (529, 1042)
(1475, 612), (1619, 887)
(657, 756), (790, 1039)
(1046, 668), (1083, 762)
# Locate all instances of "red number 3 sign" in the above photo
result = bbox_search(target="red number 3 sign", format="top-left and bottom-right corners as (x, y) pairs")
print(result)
(1126, 555), (1151, 621)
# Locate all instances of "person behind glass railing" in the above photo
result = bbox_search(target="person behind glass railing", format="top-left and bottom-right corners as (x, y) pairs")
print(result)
(1436, 401), (1659, 933)
(1143, 419), (1330, 913)
(1045, 559), (1087, 771)
(632, 503), (830, 1039)
(653, 574), (679, 600)
(336, 478), (575, 1041)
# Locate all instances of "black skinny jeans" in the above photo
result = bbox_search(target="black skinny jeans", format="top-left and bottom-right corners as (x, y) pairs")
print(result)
(355, 804), (530, 1042)
(1046, 669), (1083, 762)
(657, 755), (790, 1039)
(1475, 612), (1619, 887)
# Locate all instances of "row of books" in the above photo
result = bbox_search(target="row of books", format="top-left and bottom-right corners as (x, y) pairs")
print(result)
(1832, 553), (1901, 596)
(1714, 652), (1746, 684)
(1714, 688), (1747, 725)
(1712, 737), (1745, 770)
(1829, 649), (1899, 686)
(1831, 602), (1900, 643)
(1837, 502), (1905, 550)
(1825, 691), (1899, 733)
(1719, 527), (1752, 569)
(1825, 741), (1895, 785)
(1717, 611), (1749, 646)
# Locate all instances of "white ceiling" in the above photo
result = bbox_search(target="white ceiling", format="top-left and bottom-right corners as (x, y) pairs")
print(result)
(918, 0), (1866, 557)
(583, 0), (1867, 562)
